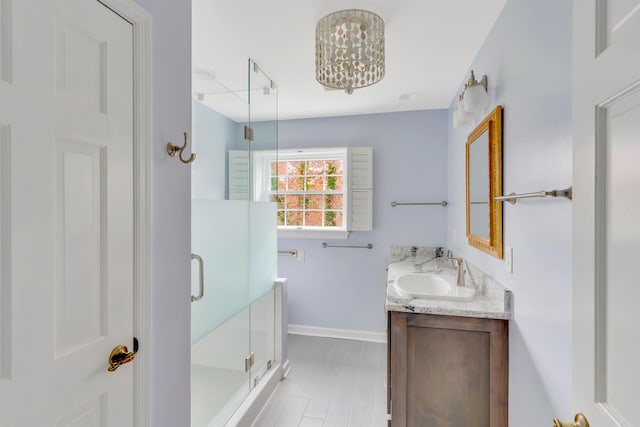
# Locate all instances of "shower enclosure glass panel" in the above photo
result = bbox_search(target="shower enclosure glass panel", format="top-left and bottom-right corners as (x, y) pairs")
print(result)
(248, 60), (278, 386)
(191, 58), (278, 426)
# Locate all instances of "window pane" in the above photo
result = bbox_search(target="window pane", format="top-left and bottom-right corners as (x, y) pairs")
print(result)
(305, 195), (322, 209)
(270, 177), (278, 191)
(286, 195), (303, 209)
(326, 160), (343, 175)
(326, 175), (343, 190)
(276, 177), (286, 191)
(286, 211), (303, 226)
(305, 211), (323, 226)
(288, 161), (305, 176)
(277, 210), (285, 226)
(324, 211), (343, 227)
(307, 160), (325, 174)
(287, 176), (304, 191)
(305, 175), (324, 191)
(324, 195), (343, 209)
(276, 161), (287, 175)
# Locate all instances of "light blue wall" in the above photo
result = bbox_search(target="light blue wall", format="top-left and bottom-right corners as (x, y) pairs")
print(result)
(446, 0), (573, 424)
(277, 110), (449, 333)
(242, 120), (278, 151)
(192, 101), (238, 200)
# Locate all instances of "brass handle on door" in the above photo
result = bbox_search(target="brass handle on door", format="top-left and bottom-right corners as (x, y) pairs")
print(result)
(108, 338), (139, 372)
(553, 413), (590, 427)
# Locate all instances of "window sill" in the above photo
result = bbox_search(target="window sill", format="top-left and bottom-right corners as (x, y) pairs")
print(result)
(277, 229), (350, 240)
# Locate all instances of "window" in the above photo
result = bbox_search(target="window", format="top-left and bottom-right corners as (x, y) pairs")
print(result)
(230, 147), (373, 239)
(269, 151), (347, 230)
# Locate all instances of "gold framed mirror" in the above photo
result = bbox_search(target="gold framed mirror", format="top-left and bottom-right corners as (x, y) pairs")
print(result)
(466, 105), (503, 258)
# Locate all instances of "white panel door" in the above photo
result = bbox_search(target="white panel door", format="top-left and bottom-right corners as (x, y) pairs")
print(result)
(0, 0), (134, 425)
(573, 0), (640, 426)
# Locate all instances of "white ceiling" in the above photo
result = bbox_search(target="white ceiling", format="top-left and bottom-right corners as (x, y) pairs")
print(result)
(192, 0), (507, 122)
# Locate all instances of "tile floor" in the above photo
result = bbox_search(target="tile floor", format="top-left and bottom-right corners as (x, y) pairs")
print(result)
(252, 335), (387, 427)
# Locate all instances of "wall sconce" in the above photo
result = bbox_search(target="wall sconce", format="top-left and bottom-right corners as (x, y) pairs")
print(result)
(453, 70), (488, 128)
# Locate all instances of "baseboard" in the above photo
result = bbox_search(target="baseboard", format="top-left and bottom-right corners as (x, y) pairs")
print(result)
(288, 324), (386, 343)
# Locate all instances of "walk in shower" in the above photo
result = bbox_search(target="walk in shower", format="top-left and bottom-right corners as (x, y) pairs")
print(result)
(190, 59), (282, 426)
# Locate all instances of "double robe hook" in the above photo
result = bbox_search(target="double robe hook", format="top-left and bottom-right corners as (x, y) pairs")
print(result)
(167, 132), (196, 164)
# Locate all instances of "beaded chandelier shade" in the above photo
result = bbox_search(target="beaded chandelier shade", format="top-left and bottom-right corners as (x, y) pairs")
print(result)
(315, 9), (385, 94)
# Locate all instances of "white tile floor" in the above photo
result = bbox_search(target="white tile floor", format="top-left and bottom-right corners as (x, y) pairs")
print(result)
(252, 335), (387, 427)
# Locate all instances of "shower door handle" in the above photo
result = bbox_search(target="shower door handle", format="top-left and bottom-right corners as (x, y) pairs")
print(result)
(191, 253), (204, 302)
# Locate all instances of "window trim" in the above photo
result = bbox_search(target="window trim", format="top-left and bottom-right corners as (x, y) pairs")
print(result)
(277, 229), (350, 239)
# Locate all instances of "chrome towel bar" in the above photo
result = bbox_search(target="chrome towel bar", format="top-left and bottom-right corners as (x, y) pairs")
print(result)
(390, 201), (448, 207)
(322, 242), (373, 249)
(494, 186), (572, 205)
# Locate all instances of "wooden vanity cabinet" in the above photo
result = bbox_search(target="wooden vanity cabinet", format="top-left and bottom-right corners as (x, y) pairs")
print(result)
(388, 311), (508, 427)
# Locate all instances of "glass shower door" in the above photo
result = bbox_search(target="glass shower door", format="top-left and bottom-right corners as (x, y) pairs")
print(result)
(191, 65), (252, 427)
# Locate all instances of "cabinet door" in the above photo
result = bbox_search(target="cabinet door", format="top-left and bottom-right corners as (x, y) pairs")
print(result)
(390, 313), (508, 427)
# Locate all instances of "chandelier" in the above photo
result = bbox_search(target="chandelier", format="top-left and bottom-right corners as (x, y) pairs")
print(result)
(315, 9), (385, 94)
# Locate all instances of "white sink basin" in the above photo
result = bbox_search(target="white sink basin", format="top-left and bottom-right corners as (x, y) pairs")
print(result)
(393, 272), (476, 301)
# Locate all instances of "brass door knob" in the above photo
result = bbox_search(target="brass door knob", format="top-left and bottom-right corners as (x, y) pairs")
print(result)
(553, 413), (590, 427)
(108, 338), (138, 372)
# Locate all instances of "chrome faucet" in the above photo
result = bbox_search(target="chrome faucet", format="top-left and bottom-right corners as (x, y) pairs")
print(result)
(447, 257), (465, 286)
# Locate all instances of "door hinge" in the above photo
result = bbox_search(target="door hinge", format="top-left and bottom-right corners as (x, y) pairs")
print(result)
(267, 359), (272, 370)
(244, 125), (254, 142)
(244, 352), (255, 372)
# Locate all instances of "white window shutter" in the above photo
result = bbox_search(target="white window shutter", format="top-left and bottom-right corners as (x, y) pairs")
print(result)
(348, 147), (373, 231)
(228, 149), (249, 200)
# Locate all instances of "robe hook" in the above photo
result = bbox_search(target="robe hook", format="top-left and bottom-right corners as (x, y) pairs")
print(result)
(167, 132), (196, 164)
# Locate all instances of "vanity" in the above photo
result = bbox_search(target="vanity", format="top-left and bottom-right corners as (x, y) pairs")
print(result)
(385, 247), (511, 427)
(385, 106), (509, 426)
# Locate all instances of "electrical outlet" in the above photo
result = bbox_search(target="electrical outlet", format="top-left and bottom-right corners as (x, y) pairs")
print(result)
(296, 250), (305, 262)
(505, 246), (513, 274)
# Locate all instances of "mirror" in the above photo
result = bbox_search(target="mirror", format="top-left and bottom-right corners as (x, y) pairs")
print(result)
(466, 105), (503, 258)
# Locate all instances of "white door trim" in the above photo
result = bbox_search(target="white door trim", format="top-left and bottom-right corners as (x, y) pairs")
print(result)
(96, 1), (152, 426)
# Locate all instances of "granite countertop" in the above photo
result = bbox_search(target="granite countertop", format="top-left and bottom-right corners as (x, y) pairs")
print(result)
(385, 246), (512, 320)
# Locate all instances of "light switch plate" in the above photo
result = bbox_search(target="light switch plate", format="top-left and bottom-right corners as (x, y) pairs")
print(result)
(296, 250), (305, 262)
(505, 246), (513, 274)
